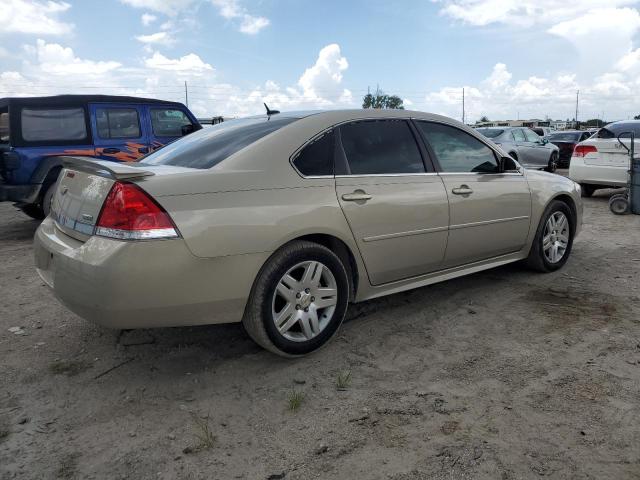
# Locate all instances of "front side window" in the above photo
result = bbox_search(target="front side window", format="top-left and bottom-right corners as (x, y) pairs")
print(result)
(141, 116), (296, 169)
(524, 129), (541, 143)
(339, 120), (424, 175)
(416, 121), (498, 173)
(293, 130), (334, 176)
(151, 108), (192, 137)
(21, 108), (87, 142)
(96, 108), (141, 139)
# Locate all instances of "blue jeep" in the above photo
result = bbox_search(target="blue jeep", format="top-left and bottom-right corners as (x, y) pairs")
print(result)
(0, 95), (201, 218)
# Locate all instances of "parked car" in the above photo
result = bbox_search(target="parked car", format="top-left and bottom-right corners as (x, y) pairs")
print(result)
(476, 126), (560, 171)
(530, 126), (554, 138)
(548, 130), (593, 167)
(569, 120), (640, 196)
(0, 95), (200, 219)
(34, 110), (582, 357)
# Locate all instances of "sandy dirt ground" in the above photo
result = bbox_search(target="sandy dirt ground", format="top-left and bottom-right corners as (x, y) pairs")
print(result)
(1, 183), (639, 480)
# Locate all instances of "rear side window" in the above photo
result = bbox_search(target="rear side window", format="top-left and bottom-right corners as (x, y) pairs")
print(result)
(21, 108), (87, 142)
(477, 128), (504, 138)
(96, 108), (141, 139)
(151, 108), (192, 136)
(0, 111), (8, 143)
(141, 116), (296, 169)
(416, 121), (498, 173)
(293, 130), (334, 176)
(339, 120), (424, 175)
(512, 129), (526, 142)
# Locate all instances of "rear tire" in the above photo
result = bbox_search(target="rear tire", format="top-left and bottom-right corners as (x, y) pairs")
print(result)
(242, 240), (349, 357)
(580, 184), (595, 197)
(41, 181), (56, 218)
(525, 200), (574, 273)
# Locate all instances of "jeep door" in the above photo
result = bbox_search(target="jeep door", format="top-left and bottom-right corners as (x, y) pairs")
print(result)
(89, 103), (150, 162)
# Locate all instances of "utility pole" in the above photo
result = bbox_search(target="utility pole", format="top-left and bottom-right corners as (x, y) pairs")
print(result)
(462, 87), (465, 124)
(184, 81), (189, 107)
(575, 90), (579, 127)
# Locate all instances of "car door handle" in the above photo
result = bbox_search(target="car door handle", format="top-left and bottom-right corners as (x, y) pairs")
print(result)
(452, 185), (473, 195)
(341, 191), (372, 202)
(102, 147), (120, 154)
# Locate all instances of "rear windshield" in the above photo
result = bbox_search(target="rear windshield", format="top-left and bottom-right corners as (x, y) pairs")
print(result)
(141, 116), (296, 169)
(549, 132), (580, 142)
(21, 107), (87, 142)
(476, 128), (504, 138)
(597, 122), (640, 139)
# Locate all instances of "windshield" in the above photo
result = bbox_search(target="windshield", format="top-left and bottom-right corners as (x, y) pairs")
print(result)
(476, 128), (504, 138)
(141, 116), (297, 169)
(597, 122), (640, 139)
(549, 132), (580, 142)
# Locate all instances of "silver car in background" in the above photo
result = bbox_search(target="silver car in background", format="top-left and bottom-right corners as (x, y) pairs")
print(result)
(476, 127), (560, 172)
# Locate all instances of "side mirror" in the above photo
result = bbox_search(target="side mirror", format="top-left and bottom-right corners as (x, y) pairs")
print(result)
(499, 156), (518, 172)
(181, 124), (195, 136)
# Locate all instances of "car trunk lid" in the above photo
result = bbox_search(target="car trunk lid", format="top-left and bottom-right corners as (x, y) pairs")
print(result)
(51, 156), (156, 241)
(585, 139), (636, 167)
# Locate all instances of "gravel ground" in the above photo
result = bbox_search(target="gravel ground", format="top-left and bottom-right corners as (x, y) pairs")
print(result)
(1, 183), (639, 480)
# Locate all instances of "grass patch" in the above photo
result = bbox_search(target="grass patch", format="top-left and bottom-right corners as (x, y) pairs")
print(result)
(287, 390), (305, 411)
(190, 412), (216, 451)
(336, 370), (352, 391)
(48, 360), (90, 377)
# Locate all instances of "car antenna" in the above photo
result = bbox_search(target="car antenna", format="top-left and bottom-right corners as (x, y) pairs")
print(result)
(264, 102), (280, 117)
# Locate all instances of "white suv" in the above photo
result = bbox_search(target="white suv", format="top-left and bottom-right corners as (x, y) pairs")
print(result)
(569, 121), (638, 197)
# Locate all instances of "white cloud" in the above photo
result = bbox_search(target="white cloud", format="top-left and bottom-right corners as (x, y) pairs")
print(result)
(211, 0), (270, 34)
(25, 39), (122, 75)
(616, 48), (640, 72)
(119, 0), (196, 16)
(422, 62), (640, 122)
(0, 0), (73, 35)
(436, 0), (637, 27)
(298, 44), (350, 102)
(144, 51), (213, 73)
(136, 31), (174, 46)
(141, 13), (158, 26)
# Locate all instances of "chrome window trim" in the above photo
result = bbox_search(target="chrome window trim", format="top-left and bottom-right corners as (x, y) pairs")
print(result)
(335, 172), (439, 179)
(363, 225), (448, 243)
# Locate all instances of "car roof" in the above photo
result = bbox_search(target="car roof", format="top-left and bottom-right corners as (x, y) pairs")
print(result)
(0, 94), (186, 109)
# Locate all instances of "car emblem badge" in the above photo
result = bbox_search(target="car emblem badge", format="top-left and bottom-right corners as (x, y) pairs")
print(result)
(81, 214), (93, 222)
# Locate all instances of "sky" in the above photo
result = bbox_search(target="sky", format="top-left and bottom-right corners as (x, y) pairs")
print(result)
(1, 0), (640, 122)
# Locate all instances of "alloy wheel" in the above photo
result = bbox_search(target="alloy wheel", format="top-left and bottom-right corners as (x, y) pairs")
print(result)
(271, 261), (338, 342)
(542, 211), (569, 264)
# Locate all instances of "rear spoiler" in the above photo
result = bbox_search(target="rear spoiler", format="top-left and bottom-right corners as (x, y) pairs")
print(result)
(60, 156), (155, 180)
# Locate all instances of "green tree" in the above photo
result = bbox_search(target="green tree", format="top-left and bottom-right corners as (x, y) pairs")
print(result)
(362, 90), (404, 109)
(479, 116), (490, 122)
(634, 114), (640, 120)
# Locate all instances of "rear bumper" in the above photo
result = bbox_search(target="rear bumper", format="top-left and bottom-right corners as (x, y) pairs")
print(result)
(568, 158), (628, 187)
(0, 181), (41, 204)
(34, 216), (270, 329)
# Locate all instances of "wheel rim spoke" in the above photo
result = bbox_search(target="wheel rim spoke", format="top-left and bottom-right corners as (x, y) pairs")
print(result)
(271, 259), (338, 343)
(543, 211), (569, 264)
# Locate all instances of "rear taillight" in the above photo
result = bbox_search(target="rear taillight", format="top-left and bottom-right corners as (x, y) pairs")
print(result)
(95, 182), (179, 240)
(573, 145), (597, 157)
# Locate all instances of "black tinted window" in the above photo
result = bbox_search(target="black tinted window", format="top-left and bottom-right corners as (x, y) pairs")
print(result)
(597, 122), (640, 139)
(549, 132), (580, 142)
(417, 122), (498, 173)
(293, 130), (334, 176)
(96, 108), (141, 139)
(142, 117), (296, 169)
(340, 120), (424, 175)
(151, 108), (192, 136)
(21, 108), (87, 142)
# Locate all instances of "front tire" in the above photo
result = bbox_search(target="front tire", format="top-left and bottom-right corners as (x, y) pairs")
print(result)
(525, 200), (574, 272)
(546, 152), (558, 173)
(242, 240), (349, 357)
